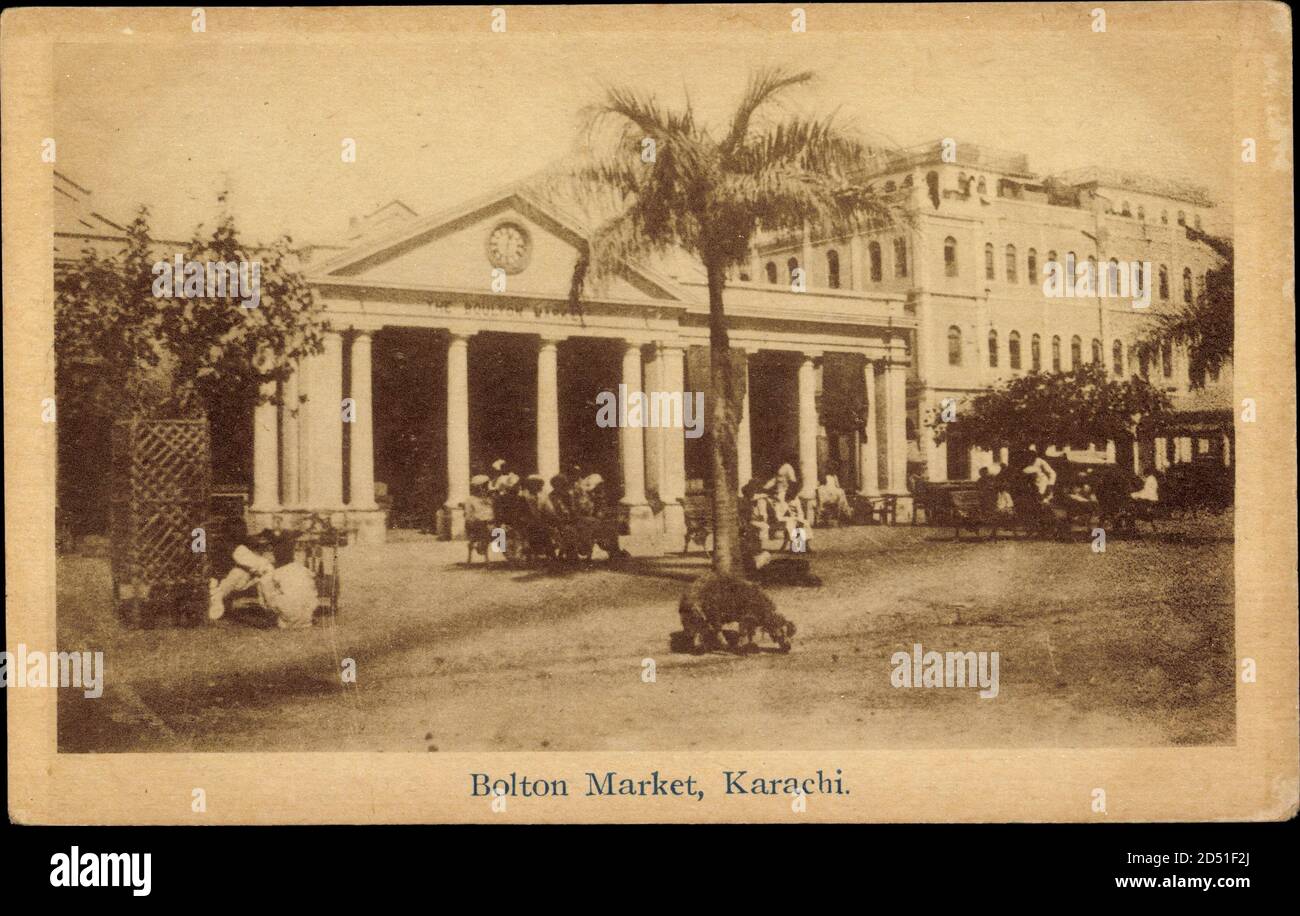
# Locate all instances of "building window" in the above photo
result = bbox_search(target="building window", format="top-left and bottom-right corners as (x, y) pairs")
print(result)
(1051, 335), (1062, 372)
(988, 329), (999, 368)
(985, 243), (995, 280)
(1005, 244), (1017, 282)
(948, 326), (963, 366)
(1027, 248), (1038, 283)
(826, 249), (841, 289)
(1139, 350), (1150, 378)
(1161, 340), (1173, 377)
(1183, 267), (1193, 303)
(1194, 213), (1202, 231)
(1177, 210), (1186, 226)
(1087, 256), (1098, 289)
(1159, 264), (1169, 299)
(1107, 259), (1121, 296)
(868, 241), (882, 282)
(765, 261), (778, 284)
(893, 237), (908, 277)
(1112, 339), (1124, 376)
(787, 257), (800, 283)
(739, 270), (750, 282)
(1137, 205), (1146, 221)
(976, 176), (987, 195)
(1121, 200), (1132, 217)
(1009, 331), (1022, 370)
(884, 180), (896, 192)
(944, 237), (958, 277)
(1066, 251), (1077, 286)
(1161, 209), (1169, 224)
(1031, 334), (1042, 371)
(1071, 335), (1082, 368)
(1091, 338), (1102, 365)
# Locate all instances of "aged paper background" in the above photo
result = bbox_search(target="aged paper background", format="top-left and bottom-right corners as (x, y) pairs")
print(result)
(4, 3), (1296, 823)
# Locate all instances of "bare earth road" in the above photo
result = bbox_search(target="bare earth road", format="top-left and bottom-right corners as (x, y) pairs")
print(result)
(57, 516), (1234, 753)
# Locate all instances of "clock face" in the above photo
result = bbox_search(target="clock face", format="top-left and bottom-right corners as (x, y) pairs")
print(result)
(486, 222), (530, 274)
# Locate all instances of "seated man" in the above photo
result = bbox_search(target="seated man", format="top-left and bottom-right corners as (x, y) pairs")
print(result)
(464, 474), (496, 563)
(209, 543), (317, 629)
(768, 476), (812, 549)
(815, 474), (850, 527)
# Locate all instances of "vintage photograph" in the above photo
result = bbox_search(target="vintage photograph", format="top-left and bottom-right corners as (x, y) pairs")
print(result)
(4, 4), (1295, 826)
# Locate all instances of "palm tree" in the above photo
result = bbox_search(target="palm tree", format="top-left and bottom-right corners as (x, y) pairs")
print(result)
(566, 68), (899, 574)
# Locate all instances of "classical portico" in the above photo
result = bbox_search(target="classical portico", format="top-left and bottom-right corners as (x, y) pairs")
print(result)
(245, 186), (916, 547)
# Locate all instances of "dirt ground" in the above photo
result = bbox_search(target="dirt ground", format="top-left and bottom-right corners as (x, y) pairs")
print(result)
(56, 514), (1235, 753)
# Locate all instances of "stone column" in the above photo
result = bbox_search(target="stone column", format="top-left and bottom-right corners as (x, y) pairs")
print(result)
(348, 330), (377, 510)
(443, 331), (472, 537)
(296, 355), (314, 506)
(619, 341), (648, 506)
(659, 344), (687, 540)
(536, 335), (561, 482)
(280, 367), (300, 506)
(879, 359), (909, 493)
(251, 377), (279, 512)
(797, 353), (819, 500)
(642, 343), (663, 499)
(736, 349), (754, 488)
(858, 359), (880, 496)
(313, 331), (345, 510)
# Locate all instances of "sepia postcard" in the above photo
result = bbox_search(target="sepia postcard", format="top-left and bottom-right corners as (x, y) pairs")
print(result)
(3, 3), (1296, 826)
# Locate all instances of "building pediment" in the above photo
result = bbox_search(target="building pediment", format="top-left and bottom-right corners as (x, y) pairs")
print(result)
(310, 187), (686, 306)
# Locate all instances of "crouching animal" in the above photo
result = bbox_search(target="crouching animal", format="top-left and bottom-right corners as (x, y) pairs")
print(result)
(677, 572), (796, 653)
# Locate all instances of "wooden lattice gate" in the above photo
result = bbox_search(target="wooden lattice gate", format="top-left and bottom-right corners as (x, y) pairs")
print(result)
(109, 417), (212, 626)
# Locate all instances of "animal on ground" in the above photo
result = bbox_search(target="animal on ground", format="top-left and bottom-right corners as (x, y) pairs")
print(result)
(676, 572), (796, 653)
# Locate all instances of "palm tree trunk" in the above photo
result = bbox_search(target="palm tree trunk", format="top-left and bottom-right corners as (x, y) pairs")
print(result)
(706, 261), (743, 575)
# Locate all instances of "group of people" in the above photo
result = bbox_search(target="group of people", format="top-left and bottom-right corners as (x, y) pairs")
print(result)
(740, 463), (814, 565)
(463, 458), (628, 563)
(972, 445), (1162, 532)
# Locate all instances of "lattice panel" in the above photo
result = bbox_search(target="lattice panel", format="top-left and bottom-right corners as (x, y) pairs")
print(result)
(110, 418), (212, 624)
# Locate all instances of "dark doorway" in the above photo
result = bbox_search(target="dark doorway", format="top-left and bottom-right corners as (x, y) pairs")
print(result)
(373, 328), (444, 529)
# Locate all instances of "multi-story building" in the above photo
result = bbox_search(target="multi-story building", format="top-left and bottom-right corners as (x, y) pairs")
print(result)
(750, 140), (1233, 483)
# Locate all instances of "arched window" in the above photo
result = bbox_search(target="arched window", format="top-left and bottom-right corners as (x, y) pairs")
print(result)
(976, 176), (987, 195)
(739, 269), (750, 282)
(944, 237), (958, 277)
(1051, 335), (1062, 372)
(1177, 210), (1186, 226)
(826, 249), (841, 289)
(1112, 340), (1124, 376)
(868, 241), (882, 282)
(1009, 331), (1022, 370)
(988, 329), (999, 368)
(1183, 267), (1193, 303)
(902, 174), (914, 188)
(1161, 340), (1173, 377)
(985, 243), (995, 280)
(1027, 249), (1038, 283)
(787, 257), (800, 283)
(1005, 244), (1018, 282)
(948, 326), (963, 366)
(1091, 338), (1102, 365)
(1161, 209), (1169, 224)
(1031, 334), (1042, 371)
(765, 261), (778, 284)
(1159, 264), (1169, 299)
(1071, 335), (1082, 368)
(1066, 251), (1077, 285)
(1121, 200), (1132, 217)
(1194, 213), (1202, 231)
(1137, 205), (1146, 221)
(893, 237), (908, 277)
(1107, 258), (1121, 295)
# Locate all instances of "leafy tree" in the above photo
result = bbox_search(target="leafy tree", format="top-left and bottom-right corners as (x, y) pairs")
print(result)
(56, 198), (324, 420)
(565, 68), (899, 573)
(1134, 226), (1233, 387)
(55, 200), (325, 525)
(935, 362), (1172, 455)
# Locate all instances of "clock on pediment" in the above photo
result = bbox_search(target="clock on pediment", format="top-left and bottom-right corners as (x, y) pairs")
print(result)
(485, 221), (531, 274)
